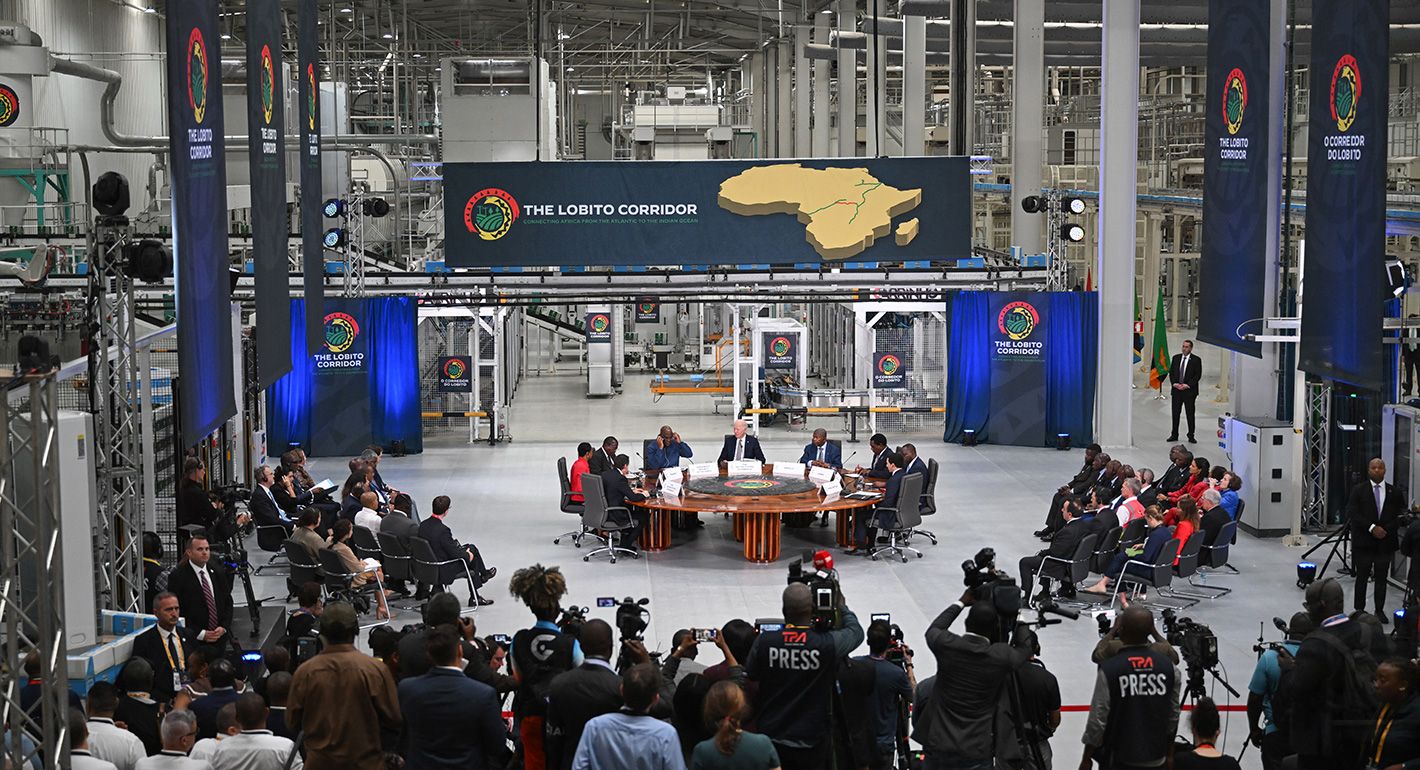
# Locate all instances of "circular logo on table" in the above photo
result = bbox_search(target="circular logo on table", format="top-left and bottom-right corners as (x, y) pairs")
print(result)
(1331, 54), (1360, 133)
(442, 358), (467, 379)
(0, 84), (19, 128)
(323, 311), (360, 353)
(464, 187), (520, 241)
(1223, 67), (1247, 135)
(726, 479), (780, 490)
(997, 301), (1039, 341)
(187, 27), (210, 124)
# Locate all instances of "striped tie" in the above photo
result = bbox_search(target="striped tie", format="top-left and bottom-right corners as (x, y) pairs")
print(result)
(199, 569), (218, 630)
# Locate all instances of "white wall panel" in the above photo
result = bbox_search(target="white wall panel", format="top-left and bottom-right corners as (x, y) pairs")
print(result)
(19, 0), (166, 212)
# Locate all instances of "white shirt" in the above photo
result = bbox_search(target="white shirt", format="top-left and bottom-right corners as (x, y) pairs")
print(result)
(72, 751), (120, 770)
(210, 730), (301, 770)
(86, 718), (147, 770)
(354, 507), (383, 533)
(189, 738), (223, 763)
(188, 562), (220, 641)
(135, 752), (212, 770)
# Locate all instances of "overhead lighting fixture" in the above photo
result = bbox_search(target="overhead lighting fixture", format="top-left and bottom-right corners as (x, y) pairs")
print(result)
(340, 6), (353, 11)
(1020, 195), (1043, 214)
(221, 33), (231, 40)
(382, 33), (394, 39)
(413, 53), (423, 58)
(1062, 196), (1086, 215)
(566, 66), (575, 72)
(1061, 223), (1086, 243)
(143, 1), (156, 12)
(323, 228), (347, 249)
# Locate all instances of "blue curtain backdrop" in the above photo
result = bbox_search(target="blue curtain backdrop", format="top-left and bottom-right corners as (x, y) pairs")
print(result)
(943, 291), (1097, 446)
(943, 292), (992, 442)
(267, 297), (422, 455)
(367, 296), (423, 453)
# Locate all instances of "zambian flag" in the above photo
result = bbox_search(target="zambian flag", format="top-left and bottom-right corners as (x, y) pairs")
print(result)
(1148, 283), (1170, 390)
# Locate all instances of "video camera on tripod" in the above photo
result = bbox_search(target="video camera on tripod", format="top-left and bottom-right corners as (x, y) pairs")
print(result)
(788, 549), (843, 631)
(1161, 608), (1238, 703)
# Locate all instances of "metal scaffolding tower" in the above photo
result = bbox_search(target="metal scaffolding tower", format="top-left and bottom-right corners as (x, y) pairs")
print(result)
(87, 221), (144, 614)
(0, 375), (69, 770)
(1301, 380), (1332, 530)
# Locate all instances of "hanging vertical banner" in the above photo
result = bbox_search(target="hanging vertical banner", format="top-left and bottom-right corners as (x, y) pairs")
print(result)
(763, 333), (798, 369)
(1300, 0), (1389, 391)
(312, 299), (371, 456)
(248, 0), (290, 388)
(167, 0), (235, 447)
(1198, 0), (1269, 358)
(635, 299), (660, 323)
(585, 312), (613, 343)
(987, 293), (1047, 447)
(297, 0), (325, 361)
(872, 352), (908, 389)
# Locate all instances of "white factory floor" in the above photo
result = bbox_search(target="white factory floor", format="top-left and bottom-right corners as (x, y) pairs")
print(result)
(246, 336), (1314, 769)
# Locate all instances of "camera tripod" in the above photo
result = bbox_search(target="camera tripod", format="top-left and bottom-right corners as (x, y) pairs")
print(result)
(1300, 515), (1354, 581)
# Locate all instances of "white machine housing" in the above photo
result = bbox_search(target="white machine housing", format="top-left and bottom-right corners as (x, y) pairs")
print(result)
(1228, 415), (1297, 538)
(1382, 403), (1420, 505)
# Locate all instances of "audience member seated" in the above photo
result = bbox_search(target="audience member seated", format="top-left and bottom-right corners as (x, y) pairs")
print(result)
(339, 461), (372, 521)
(288, 509), (325, 561)
(1136, 468), (1161, 509)
(571, 664), (684, 770)
(1037, 447), (1107, 538)
(1219, 470), (1242, 519)
(362, 445), (405, 511)
(1172, 497), (1202, 565)
(1020, 498), (1089, 600)
(131, 591), (200, 704)
(115, 659), (165, 756)
(210, 693), (301, 770)
(1112, 478), (1145, 528)
(397, 625), (507, 769)
(84, 682), (146, 770)
(134, 710), (207, 770)
(799, 428), (842, 468)
(1199, 489), (1231, 547)
(900, 443), (929, 478)
(588, 436), (619, 476)
(600, 454), (651, 553)
(354, 491), (384, 533)
(1157, 446), (1191, 494)
(717, 420), (764, 464)
(1083, 506), (1171, 597)
(70, 708), (121, 770)
(418, 495), (496, 606)
(648, 424), (695, 468)
(1167, 456), (1210, 505)
(249, 465), (293, 532)
(191, 659), (243, 739)
(568, 442), (594, 504)
(329, 519), (391, 620)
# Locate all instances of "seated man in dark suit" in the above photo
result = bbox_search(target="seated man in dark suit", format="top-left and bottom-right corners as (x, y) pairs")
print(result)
(130, 592), (201, 704)
(1036, 449), (1108, 539)
(1157, 447), (1192, 495)
(1019, 499), (1089, 600)
(900, 443), (929, 478)
(857, 433), (892, 481)
(587, 436), (619, 476)
(248, 465), (293, 533)
(418, 495), (496, 607)
(398, 626), (508, 770)
(717, 420), (766, 464)
(164, 533), (235, 654)
(601, 454), (651, 552)
(849, 451), (904, 556)
(799, 428), (843, 468)
(1135, 468), (1161, 509)
(545, 619), (623, 770)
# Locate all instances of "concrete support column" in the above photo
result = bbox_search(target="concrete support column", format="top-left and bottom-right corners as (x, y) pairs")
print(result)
(902, 16), (926, 155)
(813, 14), (831, 155)
(795, 27), (811, 156)
(837, 0), (857, 157)
(778, 40), (794, 157)
(865, 31), (880, 155)
(749, 51), (765, 158)
(1231, 0), (1286, 418)
(1095, 0), (1140, 449)
(947, 0), (975, 154)
(765, 45), (778, 156)
(1010, 0), (1044, 253)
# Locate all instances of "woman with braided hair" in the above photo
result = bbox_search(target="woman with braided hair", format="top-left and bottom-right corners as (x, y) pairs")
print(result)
(508, 564), (583, 770)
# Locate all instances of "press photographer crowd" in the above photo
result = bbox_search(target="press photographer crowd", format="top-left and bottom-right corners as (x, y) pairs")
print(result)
(18, 440), (1420, 770)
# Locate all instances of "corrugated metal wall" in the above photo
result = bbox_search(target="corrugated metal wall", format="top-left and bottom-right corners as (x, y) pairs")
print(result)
(21, 0), (167, 211)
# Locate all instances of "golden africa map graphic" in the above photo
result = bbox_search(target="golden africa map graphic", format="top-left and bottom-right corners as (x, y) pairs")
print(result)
(717, 164), (923, 261)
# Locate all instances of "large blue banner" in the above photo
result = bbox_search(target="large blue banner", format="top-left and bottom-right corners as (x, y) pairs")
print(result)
(987, 293), (1047, 447)
(443, 157), (972, 267)
(297, 0), (325, 361)
(1300, 0), (1389, 392)
(167, 0), (235, 447)
(1198, 0), (1269, 358)
(248, 0), (290, 388)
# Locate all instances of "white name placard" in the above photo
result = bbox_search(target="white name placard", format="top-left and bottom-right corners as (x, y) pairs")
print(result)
(821, 479), (844, 497)
(773, 462), (805, 478)
(658, 477), (682, 497)
(726, 460), (763, 476)
(687, 463), (718, 478)
(809, 466), (837, 483)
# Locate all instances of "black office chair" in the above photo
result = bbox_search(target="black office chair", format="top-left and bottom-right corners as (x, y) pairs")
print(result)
(1038, 533), (1099, 610)
(254, 524), (293, 575)
(910, 458), (940, 545)
(1118, 517), (1147, 549)
(1112, 537), (1181, 607)
(409, 535), (485, 607)
(352, 525), (382, 561)
(579, 473), (638, 564)
(553, 457), (605, 548)
(1090, 526), (1123, 574)
(1191, 520), (1240, 596)
(1231, 500), (1245, 545)
(374, 531), (419, 610)
(1155, 531), (1206, 609)
(282, 541), (323, 599)
(317, 547), (387, 625)
(870, 473), (926, 563)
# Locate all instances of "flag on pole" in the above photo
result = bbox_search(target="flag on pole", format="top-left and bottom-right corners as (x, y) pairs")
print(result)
(1133, 293), (1144, 364)
(1148, 284), (1171, 390)
(1085, 267), (1093, 292)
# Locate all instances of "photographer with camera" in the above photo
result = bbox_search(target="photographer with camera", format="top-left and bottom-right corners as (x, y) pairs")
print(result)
(510, 565), (583, 770)
(177, 459), (250, 541)
(997, 630), (1061, 770)
(1245, 612), (1314, 770)
(1081, 606), (1181, 770)
(854, 620), (915, 770)
(915, 587), (1032, 770)
(746, 582), (864, 770)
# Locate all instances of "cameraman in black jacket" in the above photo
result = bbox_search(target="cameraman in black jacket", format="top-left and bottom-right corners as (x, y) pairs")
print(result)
(914, 589), (1032, 770)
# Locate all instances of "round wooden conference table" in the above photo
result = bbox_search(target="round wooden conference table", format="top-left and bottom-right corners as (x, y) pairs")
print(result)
(627, 466), (880, 563)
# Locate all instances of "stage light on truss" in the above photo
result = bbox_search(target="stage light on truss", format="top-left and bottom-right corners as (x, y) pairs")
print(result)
(1062, 196), (1086, 215)
(93, 171), (131, 218)
(123, 239), (172, 283)
(361, 197), (391, 218)
(1061, 223), (1085, 243)
(1020, 195), (1044, 214)
(323, 228), (347, 249)
(322, 198), (347, 218)
(1386, 257), (1411, 298)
